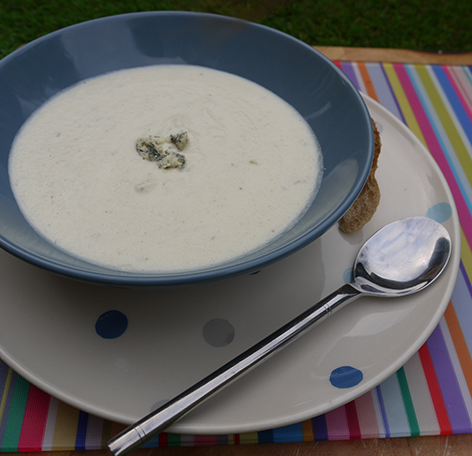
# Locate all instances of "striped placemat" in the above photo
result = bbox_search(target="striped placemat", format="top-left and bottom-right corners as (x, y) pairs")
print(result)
(0, 60), (471, 451)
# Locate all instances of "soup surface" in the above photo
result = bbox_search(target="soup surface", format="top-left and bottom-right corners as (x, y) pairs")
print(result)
(9, 65), (322, 272)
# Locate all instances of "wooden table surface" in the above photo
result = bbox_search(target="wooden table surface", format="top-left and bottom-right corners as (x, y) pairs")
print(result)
(22, 433), (472, 456)
(7, 47), (472, 456)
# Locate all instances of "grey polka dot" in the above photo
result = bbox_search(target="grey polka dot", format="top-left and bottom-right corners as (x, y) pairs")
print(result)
(150, 399), (169, 413)
(202, 318), (235, 347)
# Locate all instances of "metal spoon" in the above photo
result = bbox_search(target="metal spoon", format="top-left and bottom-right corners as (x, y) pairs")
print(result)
(107, 216), (452, 456)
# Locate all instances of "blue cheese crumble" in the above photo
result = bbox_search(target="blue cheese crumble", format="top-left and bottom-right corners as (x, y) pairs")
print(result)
(136, 131), (188, 169)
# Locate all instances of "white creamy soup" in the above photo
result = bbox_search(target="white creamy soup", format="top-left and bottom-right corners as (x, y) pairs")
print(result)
(9, 65), (323, 272)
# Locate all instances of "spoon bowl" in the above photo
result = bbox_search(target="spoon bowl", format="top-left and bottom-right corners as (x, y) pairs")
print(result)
(353, 216), (452, 296)
(108, 216), (452, 456)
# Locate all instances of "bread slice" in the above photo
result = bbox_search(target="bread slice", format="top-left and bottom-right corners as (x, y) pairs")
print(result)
(339, 118), (381, 233)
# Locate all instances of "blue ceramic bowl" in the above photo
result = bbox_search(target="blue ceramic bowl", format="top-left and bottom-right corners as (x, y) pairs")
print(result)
(0, 12), (373, 287)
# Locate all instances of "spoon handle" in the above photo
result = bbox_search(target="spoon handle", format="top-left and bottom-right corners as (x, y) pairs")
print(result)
(107, 283), (361, 456)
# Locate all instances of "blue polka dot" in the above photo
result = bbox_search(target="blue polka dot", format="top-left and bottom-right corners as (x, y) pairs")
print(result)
(95, 310), (128, 339)
(330, 366), (363, 389)
(426, 203), (452, 223)
(343, 268), (354, 284)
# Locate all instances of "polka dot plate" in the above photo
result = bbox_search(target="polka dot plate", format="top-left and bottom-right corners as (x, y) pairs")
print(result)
(0, 94), (461, 434)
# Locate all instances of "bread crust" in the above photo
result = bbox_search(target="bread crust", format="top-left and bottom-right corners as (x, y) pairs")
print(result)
(339, 118), (381, 233)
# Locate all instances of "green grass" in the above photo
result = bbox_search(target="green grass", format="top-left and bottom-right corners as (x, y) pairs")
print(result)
(1, 0), (471, 60)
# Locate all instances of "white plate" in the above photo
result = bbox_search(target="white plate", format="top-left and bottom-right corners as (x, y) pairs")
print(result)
(0, 94), (461, 434)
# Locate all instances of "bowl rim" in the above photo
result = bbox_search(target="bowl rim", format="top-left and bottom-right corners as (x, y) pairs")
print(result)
(0, 11), (374, 287)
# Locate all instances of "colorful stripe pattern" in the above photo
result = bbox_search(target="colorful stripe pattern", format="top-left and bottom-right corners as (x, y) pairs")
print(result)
(1, 61), (472, 450)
